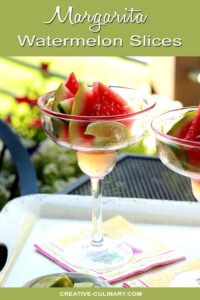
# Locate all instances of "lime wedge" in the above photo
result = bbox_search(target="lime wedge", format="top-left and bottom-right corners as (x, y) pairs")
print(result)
(73, 282), (95, 288)
(85, 121), (130, 146)
(31, 275), (73, 288)
(50, 275), (73, 287)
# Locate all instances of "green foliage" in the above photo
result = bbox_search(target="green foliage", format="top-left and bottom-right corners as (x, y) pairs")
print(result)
(0, 139), (82, 209)
(0, 147), (17, 210)
(0, 57), (153, 210)
(32, 139), (82, 193)
(123, 134), (156, 156)
(0, 134), (155, 210)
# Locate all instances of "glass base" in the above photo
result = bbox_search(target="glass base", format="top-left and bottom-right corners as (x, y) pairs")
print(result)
(62, 239), (133, 271)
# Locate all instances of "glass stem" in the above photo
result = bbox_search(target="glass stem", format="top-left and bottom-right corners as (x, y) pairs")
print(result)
(90, 177), (104, 247)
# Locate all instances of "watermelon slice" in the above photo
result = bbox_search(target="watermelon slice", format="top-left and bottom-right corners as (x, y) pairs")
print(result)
(185, 105), (200, 141)
(51, 84), (73, 142)
(53, 73), (79, 114)
(52, 118), (69, 143)
(52, 83), (74, 112)
(69, 82), (94, 145)
(57, 97), (74, 114)
(58, 123), (70, 144)
(92, 82), (133, 116)
(71, 82), (93, 116)
(168, 111), (196, 139)
(167, 107), (200, 171)
(65, 72), (80, 95)
(184, 106), (200, 168)
(53, 79), (135, 146)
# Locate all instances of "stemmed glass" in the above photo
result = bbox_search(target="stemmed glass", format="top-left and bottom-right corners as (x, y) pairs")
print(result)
(38, 87), (155, 271)
(152, 106), (200, 202)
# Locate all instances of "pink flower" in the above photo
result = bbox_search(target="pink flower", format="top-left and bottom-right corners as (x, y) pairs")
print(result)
(5, 115), (12, 125)
(40, 62), (49, 74)
(15, 96), (37, 107)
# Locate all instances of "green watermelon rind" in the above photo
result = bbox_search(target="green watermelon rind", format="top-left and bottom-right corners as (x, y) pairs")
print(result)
(161, 141), (189, 170)
(165, 111), (196, 171)
(167, 111), (196, 137)
(52, 118), (68, 139)
(52, 83), (73, 112)
(57, 98), (73, 115)
(69, 82), (88, 144)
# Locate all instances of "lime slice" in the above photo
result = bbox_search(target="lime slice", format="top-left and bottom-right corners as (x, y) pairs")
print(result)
(85, 121), (130, 146)
(73, 282), (94, 288)
(50, 275), (73, 287)
(31, 275), (73, 288)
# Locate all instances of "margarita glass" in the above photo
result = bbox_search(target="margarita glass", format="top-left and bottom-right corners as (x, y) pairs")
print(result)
(152, 107), (200, 202)
(38, 87), (155, 270)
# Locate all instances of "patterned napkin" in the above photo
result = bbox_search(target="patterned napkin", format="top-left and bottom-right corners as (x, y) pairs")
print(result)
(34, 216), (185, 283)
(122, 259), (200, 287)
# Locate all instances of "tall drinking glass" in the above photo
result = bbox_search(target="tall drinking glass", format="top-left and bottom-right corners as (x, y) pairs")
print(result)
(38, 87), (155, 270)
(152, 107), (200, 202)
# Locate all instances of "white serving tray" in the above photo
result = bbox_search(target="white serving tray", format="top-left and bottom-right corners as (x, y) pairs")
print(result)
(0, 194), (200, 287)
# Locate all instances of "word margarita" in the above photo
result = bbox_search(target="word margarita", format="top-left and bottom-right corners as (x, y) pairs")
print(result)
(44, 6), (148, 33)
(18, 35), (182, 48)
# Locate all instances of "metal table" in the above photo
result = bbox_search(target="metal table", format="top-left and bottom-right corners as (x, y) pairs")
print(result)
(60, 153), (196, 202)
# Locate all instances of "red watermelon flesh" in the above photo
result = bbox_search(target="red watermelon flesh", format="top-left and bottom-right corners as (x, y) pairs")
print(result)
(185, 106), (200, 168)
(69, 82), (94, 146)
(176, 121), (193, 139)
(92, 82), (133, 116)
(52, 84), (74, 112)
(58, 123), (70, 143)
(185, 105), (200, 141)
(65, 72), (80, 95)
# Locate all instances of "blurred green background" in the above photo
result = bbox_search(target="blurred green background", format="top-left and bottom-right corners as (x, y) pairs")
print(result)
(0, 56), (180, 209)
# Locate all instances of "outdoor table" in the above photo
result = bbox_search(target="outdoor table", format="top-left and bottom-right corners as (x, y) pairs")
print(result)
(60, 153), (196, 202)
(0, 193), (200, 287)
(0, 153), (199, 287)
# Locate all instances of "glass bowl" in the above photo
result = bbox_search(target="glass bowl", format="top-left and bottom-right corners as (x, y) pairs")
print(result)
(23, 272), (110, 287)
(152, 106), (200, 201)
(38, 87), (155, 270)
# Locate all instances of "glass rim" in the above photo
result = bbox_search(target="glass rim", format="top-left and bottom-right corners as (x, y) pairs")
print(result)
(151, 106), (200, 147)
(37, 86), (156, 121)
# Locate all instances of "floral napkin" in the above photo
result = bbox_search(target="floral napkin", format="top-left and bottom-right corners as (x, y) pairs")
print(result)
(122, 259), (200, 287)
(34, 216), (185, 283)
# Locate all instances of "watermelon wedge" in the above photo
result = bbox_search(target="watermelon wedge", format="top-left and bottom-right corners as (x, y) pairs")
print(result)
(65, 72), (80, 95)
(92, 82), (133, 116)
(185, 105), (200, 141)
(168, 111), (196, 139)
(52, 83), (74, 112)
(92, 82), (134, 130)
(184, 106), (200, 168)
(167, 107), (200, 171)
(52, 118), (70, 143)
(52, 77), (135, 147)
(69, 82), (94, 145)
(58, 123), (70, 143)
(51, 83), (74, 142)
(57, 97), (74, 114)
